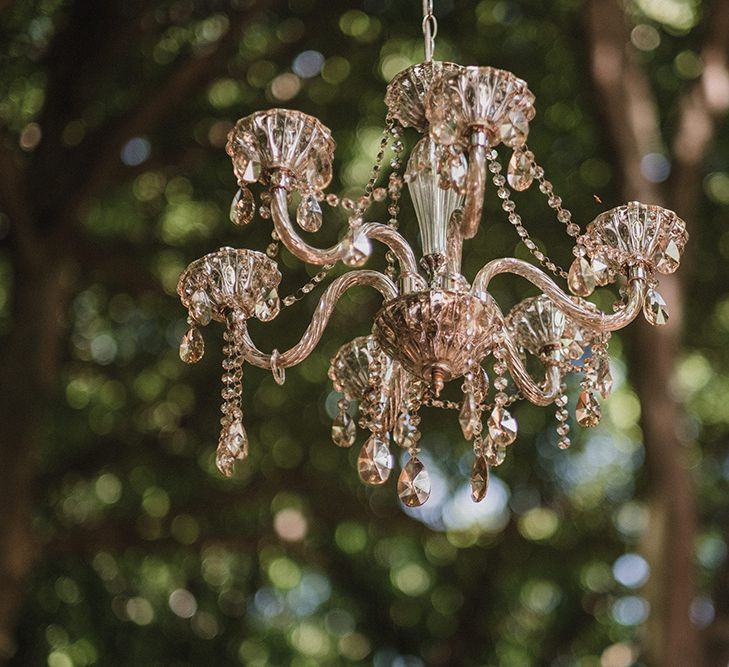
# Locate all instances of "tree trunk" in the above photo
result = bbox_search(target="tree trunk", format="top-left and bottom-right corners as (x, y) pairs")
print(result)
(0, 257), (67, 662)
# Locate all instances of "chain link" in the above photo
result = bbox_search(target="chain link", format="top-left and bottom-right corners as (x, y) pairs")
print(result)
(422, 0), (437, 62)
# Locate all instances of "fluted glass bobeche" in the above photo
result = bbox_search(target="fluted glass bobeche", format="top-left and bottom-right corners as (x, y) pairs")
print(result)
(177, 53), (688, 507)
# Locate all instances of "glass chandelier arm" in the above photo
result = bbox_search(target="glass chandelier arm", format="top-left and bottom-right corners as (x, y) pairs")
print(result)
(473, 258), (647, 332)
(498, 326), (562, 406)
(461, 139), (487, 239)
(238, 270), (398, 370)
(270, 188), (425, 286)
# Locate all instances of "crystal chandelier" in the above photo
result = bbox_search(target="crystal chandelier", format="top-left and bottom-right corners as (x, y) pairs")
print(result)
(176, 3), (687, 508)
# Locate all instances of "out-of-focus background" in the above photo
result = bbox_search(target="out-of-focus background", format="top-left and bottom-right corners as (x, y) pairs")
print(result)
(1, 0), (728, 665)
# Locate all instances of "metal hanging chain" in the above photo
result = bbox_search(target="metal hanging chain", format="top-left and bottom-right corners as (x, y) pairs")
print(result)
(422, 0), (437, 62)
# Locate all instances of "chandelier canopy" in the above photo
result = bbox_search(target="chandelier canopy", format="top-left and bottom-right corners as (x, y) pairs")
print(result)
(176, 3), (687, 508)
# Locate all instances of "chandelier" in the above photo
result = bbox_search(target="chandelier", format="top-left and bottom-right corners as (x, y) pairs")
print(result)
(176, 3), (687, 509)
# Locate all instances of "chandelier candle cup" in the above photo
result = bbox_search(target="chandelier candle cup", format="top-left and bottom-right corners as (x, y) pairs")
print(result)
(177, 4), (688, 508)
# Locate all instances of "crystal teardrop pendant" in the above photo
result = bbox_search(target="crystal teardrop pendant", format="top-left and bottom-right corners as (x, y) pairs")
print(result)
(393, 411), (418, 449)
(296, 194), (323, 233)
(643, 288), (669, 326)
(357, 434), (393, 485)
(179, 326), (204, 364)
(487, 405), (518, 446)
(506, 150), (533, 191)
(230, 187), (255, 226)
(190, 289), (212, 325)
(254, 288), (280, 322)
(331, 409), (356, 448)
(591, 256), (610, 286)
(575, 390), (601, 428)
(655, 237), (681, 273)
(470, 454), (490, 502)
(458, 393), (480, 441)
(216, 417), (249, 476)
(341, 227), (372, 267)
(397, 456), (431, 507)
(567, 257), (596, 297)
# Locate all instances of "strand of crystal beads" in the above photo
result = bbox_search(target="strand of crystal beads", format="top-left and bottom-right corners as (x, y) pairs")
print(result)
(332, 397), (357, 448)
(396, 384), (431, 507)
(486, 149), (569, 280)
(384, 128), (405, 281)
(485, 343), (519, 466)
(554, 388), (571, 450)
(281, 264), (335, 308)
(514, 144), (583, 241)
(394, 381), (422, 450)
(216, 320), (249, 476)
(459, 339), (483, 441)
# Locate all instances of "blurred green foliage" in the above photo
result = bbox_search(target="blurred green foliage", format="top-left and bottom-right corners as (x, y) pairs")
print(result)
(1, 0), (728, 665)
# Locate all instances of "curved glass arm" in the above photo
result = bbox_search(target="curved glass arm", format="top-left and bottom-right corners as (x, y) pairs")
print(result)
(238, 270), (397, 369)
(270, 188), (425, 288)
(472, 258), (647, 332)
(497, 325), (562, 406)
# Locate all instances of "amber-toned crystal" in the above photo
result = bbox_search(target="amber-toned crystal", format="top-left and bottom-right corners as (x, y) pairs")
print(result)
(575, 390), (601, 428)
(357, 434), (393, 485)
(459, 393), (479, 440)
(470, 455), (490, 502)
(590, 256), (610, 286)
(655, 237), (681, 273)
(296, 194), (323, 233)
(216, 418), (249, 477)
(190, 289), (213, 325)
(397, 456), (431, 507)
(507, 151), (534, 191)
(331, 410), (356, 448)
(179, 326), (204, 364)
(393, 411), (418, 449)
(487, 405), (518, 446)
(342, 227), (372, 267)
(643, 288), (668, 326)
(254, 288), (280, 322)
(567, 257), (596, 297)
(230, 187), (255, 226)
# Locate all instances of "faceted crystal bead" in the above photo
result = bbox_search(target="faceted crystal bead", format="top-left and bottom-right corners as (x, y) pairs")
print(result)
(458, 393), (480, 441)
(254, 288), (280, 322)
(331, 410), (356, 448)
(357, 434), (393, 485)
(591, 256), (610, 286)
(240, 158), (262, 183)
(430, 117), (460, 145)
(485, 440), (507, 466)
(507, 151), (534, 191)
(643, 288), (669, 326)
(575, 390), (601, 428)
(296, 194), (323, 233)
(342, 228), (372, 267)
(230, 187), (255, 226)
(394, 412), (419, 449)
(487, 405), (518, 446)
(216, 418), (249, 477)
(179, 326), (204, 364)
(567, 257), (596, 297)
(499, 109), (529, 147)
(655, 237), (681, 273)
(470, 455), (490, 502)
(190, 289), (212, 325)
(596, 357), (613, 398)
(397, 456), (431, 507)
